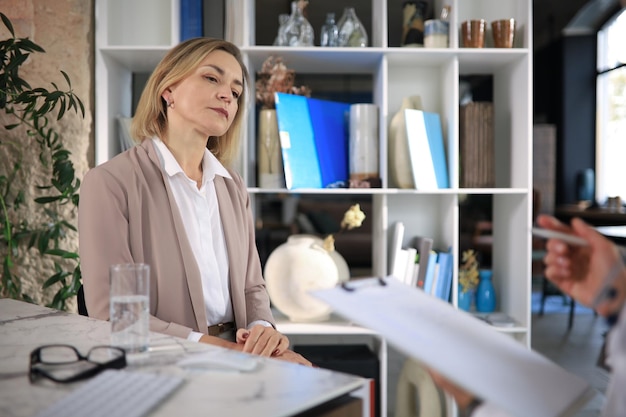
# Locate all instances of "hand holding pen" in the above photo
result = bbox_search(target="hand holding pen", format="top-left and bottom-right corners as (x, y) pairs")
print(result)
(536, 214), (626, 320)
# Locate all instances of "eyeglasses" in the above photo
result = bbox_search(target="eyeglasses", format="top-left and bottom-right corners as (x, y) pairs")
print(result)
(29, 344), (126, 383)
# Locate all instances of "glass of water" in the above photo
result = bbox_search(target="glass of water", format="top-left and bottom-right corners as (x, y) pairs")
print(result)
(109, 263), (150, 354)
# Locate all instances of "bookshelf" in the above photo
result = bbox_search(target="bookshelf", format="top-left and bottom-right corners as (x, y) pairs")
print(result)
(95, 0), (533, 353)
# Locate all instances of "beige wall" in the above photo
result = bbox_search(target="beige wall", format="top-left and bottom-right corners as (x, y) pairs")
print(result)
(0, 0), (93, 308)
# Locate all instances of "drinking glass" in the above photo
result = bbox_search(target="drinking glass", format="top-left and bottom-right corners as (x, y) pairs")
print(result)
(109, 263), (150, 354)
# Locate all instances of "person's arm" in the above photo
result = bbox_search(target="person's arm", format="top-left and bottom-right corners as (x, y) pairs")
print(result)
(226, 173), (291, 353)
(79, 167), (194, 340)
(537, 214), (626, 318)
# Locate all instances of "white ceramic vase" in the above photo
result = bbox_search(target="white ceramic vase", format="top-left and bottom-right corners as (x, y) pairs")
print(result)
(388, 95), (422, 188)
(264, 235), (343, 322)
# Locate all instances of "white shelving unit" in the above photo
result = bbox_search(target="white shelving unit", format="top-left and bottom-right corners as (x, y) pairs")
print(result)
(95, 0), (532, 411)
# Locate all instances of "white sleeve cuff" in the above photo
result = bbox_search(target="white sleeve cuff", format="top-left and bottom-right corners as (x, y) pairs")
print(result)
(247, 320), (273, 329)
(187, 330), (203, 342)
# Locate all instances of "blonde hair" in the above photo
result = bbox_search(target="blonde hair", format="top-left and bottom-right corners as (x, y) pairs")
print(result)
(131, 38), (249, 166)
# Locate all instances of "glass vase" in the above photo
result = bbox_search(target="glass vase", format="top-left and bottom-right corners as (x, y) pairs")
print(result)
(283, 1), (314, 47)
(337, 7), (368, 47)
(475, 269), (497, 313)
(320, 12), (339, 47)
(273, 13), (290, 46)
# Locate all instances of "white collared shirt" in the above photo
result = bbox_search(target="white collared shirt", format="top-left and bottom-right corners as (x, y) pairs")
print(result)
(152, 138), (234, 339)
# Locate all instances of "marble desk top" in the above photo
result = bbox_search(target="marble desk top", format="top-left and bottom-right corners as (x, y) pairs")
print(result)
(0, 298), (367, 417)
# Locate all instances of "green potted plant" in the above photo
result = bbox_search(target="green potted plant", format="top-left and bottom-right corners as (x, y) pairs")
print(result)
(0, 13), (84, 310)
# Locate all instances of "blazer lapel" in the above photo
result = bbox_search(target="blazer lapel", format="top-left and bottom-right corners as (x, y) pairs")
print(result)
(142, 140), (208, 332)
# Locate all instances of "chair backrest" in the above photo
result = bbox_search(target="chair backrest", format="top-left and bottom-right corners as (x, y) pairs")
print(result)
(77, 284), (88, 316)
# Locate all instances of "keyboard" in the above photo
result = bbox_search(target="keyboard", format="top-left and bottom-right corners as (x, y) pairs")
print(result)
(34, 369), (184, 417)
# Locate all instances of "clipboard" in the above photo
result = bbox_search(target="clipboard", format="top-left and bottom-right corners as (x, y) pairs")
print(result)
(311, 277), (595, 417)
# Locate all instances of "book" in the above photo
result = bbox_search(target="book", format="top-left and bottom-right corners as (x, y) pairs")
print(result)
(412, 236), (433, 288)
(202, 0), (224, 39)
(275, 93), (351, 189)
(421, 251), (439, 294)
(391, 249), (409, 282)
(433, 250), (453, 301)
(404, 247), (418, 287)
(180, 0), (203, 41)
(312, 277), (594, 417)
(388, 221), (405, 276)
(404, 109), (449, 189)
(429, 263), (441, 296)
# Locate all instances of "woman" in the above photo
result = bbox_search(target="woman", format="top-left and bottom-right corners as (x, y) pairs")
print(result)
(79, 38), (309, 365)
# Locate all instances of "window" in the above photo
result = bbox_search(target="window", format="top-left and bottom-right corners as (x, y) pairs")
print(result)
(596, 8), (626, 204)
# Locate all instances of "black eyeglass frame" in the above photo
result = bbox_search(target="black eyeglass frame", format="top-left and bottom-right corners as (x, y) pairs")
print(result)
(29, 344), (127, 383)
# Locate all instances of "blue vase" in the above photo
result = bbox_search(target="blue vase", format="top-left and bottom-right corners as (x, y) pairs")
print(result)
(476, 269), (496, 313)
(458, 285), (473, 311)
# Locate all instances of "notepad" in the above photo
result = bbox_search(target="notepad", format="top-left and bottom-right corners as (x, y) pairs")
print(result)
(311, 277), (594, 417)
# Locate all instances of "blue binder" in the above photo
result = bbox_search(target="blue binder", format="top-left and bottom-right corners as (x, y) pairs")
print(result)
(180, 0), (203, 41)
(274, 93), (350, 189)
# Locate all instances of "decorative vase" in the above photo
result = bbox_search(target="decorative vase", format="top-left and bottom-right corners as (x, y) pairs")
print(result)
(401, 0), (428, 47)
(320, 12), (339, 47)
(264, 235), (340, 322)
(388, 95), (422, 188)
(283, 1), (314, 47)
(257, 109), (284, 188)
(458, 285), (473, 311)
(337, 7), (368, 47)
(475, 269), (496, 313)
(349, 103), (379, 182)
(273, 13), (290, 46)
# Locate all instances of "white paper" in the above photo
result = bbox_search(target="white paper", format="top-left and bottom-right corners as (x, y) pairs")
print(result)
(311, 277), (595, 417)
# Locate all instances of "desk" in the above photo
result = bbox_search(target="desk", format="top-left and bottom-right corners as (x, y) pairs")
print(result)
(0, 299), (369, 417)
(596, 225), (626, 245)
(274, 310), (387, 417)
(555, 204), (626, 226)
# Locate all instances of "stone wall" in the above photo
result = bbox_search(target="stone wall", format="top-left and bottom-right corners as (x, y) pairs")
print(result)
(0, 0), (93, 310)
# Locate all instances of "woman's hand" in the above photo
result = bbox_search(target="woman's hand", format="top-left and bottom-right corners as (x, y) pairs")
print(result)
(537, 214), (626, 316)
(236, 324), (289, 357)
(272, 349), (313, 366)
(198, 334), (241, 350)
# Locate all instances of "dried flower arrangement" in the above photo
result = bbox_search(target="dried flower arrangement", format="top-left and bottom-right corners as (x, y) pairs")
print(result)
(322, 204), (366, 252)
(255, 55), (311, 110)
(458, 249), (480, 292)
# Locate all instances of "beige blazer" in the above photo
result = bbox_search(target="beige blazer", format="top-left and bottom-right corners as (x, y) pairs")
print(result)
(78, 140), (275, 339)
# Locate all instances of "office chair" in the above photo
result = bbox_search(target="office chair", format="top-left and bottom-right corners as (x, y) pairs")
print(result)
(77, 284), (88, 316)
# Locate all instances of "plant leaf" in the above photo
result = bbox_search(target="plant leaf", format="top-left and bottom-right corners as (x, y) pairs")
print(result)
(45, 249), (79, 259)
(42, 271), (68, 289)
(1, 13), (15, 36)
